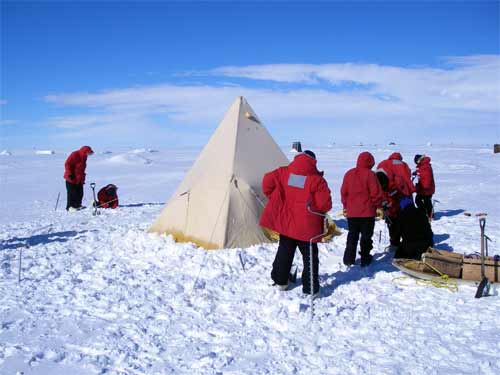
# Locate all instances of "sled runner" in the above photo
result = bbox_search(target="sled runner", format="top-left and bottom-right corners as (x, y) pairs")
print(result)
(393, 248), (500, 285)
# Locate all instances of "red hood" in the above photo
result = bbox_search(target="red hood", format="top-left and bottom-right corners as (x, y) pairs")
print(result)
(389, 152), (402, 161)
(289, 153), (322, 176)
(419, 156), (431, 165)
(356, 151), (375, 169)
(79, 145), (94, 157)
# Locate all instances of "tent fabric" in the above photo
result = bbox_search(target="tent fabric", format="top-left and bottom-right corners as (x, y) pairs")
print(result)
(148, 96), (289, 249)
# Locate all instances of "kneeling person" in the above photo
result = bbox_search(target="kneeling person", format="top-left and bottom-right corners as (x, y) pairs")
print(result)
(395, 197), (434, 260)
(96, 184), (119, 209)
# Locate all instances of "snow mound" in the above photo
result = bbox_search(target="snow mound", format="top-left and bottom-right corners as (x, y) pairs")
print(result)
(0, 150), (12, 156)
(35, 150), (55, 155)
(477, 148), (493, 154)
(448, 163), (479, 171)
(104, 152), (153, 165)
(131, 148), (159, 154)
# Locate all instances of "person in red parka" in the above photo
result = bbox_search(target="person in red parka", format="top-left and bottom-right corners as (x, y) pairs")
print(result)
(260, 150), (332, 295)
(341, 151), (383, 266)
(388, 152), (415, 192)
(375, 153), (416, 251)
(96, 184), (119, 208)
(64, 145), (94, 211)
(413, 154), (435, 219)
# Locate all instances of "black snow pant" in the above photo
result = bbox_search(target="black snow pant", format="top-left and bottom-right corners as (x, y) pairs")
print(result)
(66, 181), (84, 210)
(271, 234), (319, 294)
(387, 215), (401, 247)
(415, 194), (433, 219)
(343, 217), (375, 265)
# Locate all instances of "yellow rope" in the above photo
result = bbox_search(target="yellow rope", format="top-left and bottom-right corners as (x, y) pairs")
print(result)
(393, 260), (459, 292)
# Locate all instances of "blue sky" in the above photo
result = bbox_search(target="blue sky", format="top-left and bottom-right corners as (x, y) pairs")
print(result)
(1, 1), (499, 149)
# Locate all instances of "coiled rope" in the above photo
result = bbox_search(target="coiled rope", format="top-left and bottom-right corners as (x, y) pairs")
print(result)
(393, 260), (459, 292)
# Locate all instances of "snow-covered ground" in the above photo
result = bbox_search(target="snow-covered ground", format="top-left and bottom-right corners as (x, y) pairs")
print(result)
(1, 144), (499, 374)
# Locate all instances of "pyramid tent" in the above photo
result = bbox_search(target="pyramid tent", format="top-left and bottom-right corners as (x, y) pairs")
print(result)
(149, 96), (289, 249)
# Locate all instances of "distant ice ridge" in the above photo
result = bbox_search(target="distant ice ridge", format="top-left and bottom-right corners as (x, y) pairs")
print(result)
(35, 150), (55, 155)
(104, 152), (153, 165)
(0, 150), (12, 156)
(131, 148), (159, 154)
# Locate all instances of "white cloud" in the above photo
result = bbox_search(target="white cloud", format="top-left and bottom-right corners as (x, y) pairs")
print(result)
(42, 55), (500, 144)
(211, 55), (500, 113)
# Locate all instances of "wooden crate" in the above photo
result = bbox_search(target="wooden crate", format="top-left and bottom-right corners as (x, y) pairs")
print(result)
(422, 249), (463, 278)
(462, 257), (500, 282)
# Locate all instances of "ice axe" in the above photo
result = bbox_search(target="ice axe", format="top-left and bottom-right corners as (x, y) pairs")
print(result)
(90, 182), (100, 216)
(474, 217), (490, 298)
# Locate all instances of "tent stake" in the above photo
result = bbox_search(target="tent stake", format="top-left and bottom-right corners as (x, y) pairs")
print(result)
(18, 244), (25, 283)
(238, 251), (246, 272)
(54, 192), (60, 211)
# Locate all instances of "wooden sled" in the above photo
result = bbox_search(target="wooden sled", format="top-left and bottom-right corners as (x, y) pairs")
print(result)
(392, 248), (500, 286)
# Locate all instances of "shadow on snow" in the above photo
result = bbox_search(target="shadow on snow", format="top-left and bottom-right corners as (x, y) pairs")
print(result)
(119, 202), (164, 208)
(433, 209), (465, 220)
(288, 250), (398, 297)
(320, 251), (398, 297)
(0, 230), (87, 251)
(432, 233), (454, 251)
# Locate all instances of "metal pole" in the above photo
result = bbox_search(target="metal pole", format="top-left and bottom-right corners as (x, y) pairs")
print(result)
(54, 192), (60, 211)
(484, 235), (491, 257)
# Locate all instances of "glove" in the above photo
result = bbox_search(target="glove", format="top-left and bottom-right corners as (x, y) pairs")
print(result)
(342, 208), (347, 217)
(376, 208), (384, 219)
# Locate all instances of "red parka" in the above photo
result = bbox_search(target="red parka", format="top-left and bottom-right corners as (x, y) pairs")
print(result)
(378, 158), (414, 196)
(64, 146), (93, 185)
(260, 153), (332, 242)
(97, 184), (118, 208)
(341, 152), (383, 218)
(376, 154), (416, 217)
(389, 152), (414, 189)
(415, 156), (435, 196)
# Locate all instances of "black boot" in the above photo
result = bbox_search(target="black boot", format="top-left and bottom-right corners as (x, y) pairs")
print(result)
(360, 254), (373, 267)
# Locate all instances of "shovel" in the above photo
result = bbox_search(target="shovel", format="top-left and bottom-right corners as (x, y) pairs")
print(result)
(90, 183), (99, 216)
(474, 217), (490, 298)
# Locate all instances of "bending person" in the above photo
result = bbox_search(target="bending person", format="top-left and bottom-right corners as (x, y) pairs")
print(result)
(64, 145), (94, 211)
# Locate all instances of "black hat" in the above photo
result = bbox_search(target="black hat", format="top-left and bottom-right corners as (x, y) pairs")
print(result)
(304, 150), (316, 160)
(106, 184), (117, 193)
(414, 154), (424, 164)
